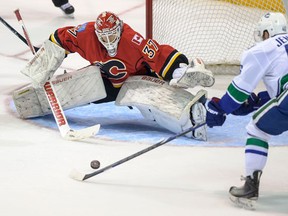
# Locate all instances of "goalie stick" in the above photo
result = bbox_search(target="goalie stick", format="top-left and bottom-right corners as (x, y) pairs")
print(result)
(0, 16), (39, 52)
(12, 9), (100, 140)
(70, 122), (206, 181)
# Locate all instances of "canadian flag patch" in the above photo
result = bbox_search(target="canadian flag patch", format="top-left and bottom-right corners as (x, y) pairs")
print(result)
(132, 34), (143, 45)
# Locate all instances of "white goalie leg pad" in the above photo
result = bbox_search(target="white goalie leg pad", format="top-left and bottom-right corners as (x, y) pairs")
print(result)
(21, 40), (66, 88)
(115, 76), (208, 140)
(170, 58), (215, 88)
(13, 65), (107, 118)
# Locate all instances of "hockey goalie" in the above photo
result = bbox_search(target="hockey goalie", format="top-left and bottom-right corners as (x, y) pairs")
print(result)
(13, 11), (215, 141)
(14, 64), (208, 141)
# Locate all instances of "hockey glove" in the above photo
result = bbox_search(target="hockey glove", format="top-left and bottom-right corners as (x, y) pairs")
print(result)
(21, 40), (65, 88)
(205, 97), (226, 128)
(169, 58), (215, 88)
(232, 91), (270, 116)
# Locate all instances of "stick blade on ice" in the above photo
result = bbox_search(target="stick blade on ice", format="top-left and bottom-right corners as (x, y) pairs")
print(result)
(64, 124), (100, 141)
(69, 169), (86, 181)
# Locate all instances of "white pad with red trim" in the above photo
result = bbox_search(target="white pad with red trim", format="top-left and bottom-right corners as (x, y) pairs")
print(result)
(13, 65), (106, 118)
(115, 76), (208, 140)
(21, 40), (66, 88)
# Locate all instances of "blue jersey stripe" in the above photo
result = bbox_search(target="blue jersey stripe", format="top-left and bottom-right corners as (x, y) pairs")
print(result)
(245, 149), (268, 156)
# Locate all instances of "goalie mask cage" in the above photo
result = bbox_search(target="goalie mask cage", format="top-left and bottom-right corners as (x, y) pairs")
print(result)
(146, 0), (288, 74)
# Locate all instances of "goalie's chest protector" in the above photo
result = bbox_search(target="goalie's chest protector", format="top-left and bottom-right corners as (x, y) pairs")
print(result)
(91, 33), (149, 87)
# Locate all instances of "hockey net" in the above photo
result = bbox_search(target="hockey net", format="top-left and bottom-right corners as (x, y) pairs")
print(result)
(146, 0), (287, 74)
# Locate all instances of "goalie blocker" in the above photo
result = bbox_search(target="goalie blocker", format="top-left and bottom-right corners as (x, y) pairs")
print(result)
(20, 40), (66, 88)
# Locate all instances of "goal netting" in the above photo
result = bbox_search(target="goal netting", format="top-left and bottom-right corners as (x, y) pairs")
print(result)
(146, 0), (287, 74)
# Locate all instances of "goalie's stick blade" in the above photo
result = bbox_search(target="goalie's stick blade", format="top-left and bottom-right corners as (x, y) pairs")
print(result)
(64, 124), (101, 141)
(69, 169), (86, 181)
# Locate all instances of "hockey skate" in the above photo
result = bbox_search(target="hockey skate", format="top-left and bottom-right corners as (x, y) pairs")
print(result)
(190, 102), (207, 141)
(176, 58), (215, 88)
(229, 170), (262, 210)
(60, 3), (75, 16)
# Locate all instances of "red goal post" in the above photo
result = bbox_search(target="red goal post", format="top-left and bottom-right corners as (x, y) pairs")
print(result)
(146, 0), (287, 74)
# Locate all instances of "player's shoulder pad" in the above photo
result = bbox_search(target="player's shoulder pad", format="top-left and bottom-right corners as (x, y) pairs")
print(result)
(75, 22), (95, 33)
(122, 23), (145, 47)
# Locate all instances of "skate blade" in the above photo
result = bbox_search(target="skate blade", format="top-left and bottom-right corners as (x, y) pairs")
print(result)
(229, 194), (257, 210)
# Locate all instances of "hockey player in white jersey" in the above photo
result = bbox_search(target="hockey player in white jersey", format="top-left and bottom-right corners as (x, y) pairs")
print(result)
(205, 12), (288, 208)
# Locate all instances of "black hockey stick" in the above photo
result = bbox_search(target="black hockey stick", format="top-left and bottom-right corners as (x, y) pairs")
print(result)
(0, 16), (39, 52)
(70, 122), (206, 181)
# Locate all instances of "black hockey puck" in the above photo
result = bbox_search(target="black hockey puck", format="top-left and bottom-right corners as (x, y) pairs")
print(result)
(90, 160), (100, 169)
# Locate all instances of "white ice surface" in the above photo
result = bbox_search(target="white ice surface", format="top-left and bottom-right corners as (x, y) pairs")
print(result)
(0, 1), (288, 215)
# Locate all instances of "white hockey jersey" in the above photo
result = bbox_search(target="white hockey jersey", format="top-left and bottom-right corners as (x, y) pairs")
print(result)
(234, 33), (288, 98)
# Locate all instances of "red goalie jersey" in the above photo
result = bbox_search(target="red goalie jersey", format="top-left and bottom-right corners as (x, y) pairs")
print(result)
(49, 21), (188, 88)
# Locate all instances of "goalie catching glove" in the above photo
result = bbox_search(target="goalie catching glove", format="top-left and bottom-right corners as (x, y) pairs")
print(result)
(170, 58), (215, 88)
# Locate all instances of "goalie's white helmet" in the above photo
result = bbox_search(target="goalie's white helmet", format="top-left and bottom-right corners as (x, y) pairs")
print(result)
(254, 12), (287, 42)
(95, 11), (123, 57)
